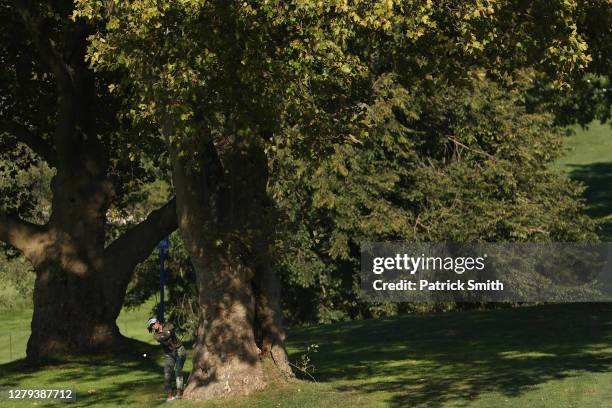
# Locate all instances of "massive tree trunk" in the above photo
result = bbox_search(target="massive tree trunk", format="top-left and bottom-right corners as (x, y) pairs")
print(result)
(20, 197), (177, 361)
(28, 256), (122, 359)
(185, 242), (266, 399)
(2, 162), (177, 361)
(170, 136), (292, 400)
(0, 2), (178, 362)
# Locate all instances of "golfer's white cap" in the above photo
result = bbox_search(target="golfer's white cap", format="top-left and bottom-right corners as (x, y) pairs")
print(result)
(147, 317), (158, 329)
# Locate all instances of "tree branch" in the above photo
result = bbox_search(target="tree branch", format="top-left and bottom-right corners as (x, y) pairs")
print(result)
(104, 198), (178, 272)
(1, 120), (58, 167)
(0, 211), (46, 255)
(12, 0), (74, 92)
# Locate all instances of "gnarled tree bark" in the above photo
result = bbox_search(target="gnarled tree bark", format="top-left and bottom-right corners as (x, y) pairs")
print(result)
(170, 135), (292, 400)
(2, 196), (178, 361)
(22, 196), (177, 361)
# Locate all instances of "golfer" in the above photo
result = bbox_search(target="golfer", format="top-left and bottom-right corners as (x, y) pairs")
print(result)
(147, 317), (186, 401)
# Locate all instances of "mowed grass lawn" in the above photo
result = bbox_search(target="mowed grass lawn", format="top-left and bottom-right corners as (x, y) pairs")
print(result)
(556, 121), (612, 240)
(0, 304), (612, 407)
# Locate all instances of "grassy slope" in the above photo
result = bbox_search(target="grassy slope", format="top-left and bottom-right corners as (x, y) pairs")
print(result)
(0, 301), (158, 364)
(555, 121), (612, 240)
(0, 304), (611, 407)
(0, 123), (611, 407)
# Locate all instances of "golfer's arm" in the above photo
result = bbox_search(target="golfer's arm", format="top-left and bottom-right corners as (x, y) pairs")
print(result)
(154, 331), (171, 341)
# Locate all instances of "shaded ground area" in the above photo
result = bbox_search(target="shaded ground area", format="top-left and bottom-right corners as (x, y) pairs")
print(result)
(567, 162), (612, 240)
(556, 121), (612, 241)
(0, 342), (168, 407)
(0, 348), (365, 408)
(0, 304), (611, 407)
(289, 303), (612, 408)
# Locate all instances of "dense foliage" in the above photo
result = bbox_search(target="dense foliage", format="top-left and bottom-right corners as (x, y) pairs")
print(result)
(73, 0), (602, 334)
(527, 0), (612, 126)
(273, 75), (597, 324)
(124, 75), (597, 330)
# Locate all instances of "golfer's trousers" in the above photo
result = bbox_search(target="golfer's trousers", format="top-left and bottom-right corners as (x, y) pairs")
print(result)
(164, 345), (186, 392)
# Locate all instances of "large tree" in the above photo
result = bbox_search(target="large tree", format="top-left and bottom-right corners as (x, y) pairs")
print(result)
(81, 0), (593, 400)
(0, 1), (177, 361)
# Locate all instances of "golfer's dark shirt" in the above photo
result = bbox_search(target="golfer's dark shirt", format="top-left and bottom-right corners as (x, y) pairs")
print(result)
(154, 323), (183, 354)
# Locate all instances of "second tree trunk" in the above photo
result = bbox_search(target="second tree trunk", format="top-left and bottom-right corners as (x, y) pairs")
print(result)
(171, 138), (292, 400)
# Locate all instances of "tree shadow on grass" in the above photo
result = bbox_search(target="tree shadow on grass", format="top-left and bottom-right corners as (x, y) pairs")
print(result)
(0, 338), (188, 407)
(567, 162), (612, 240)
(290, 304), (612, 408)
